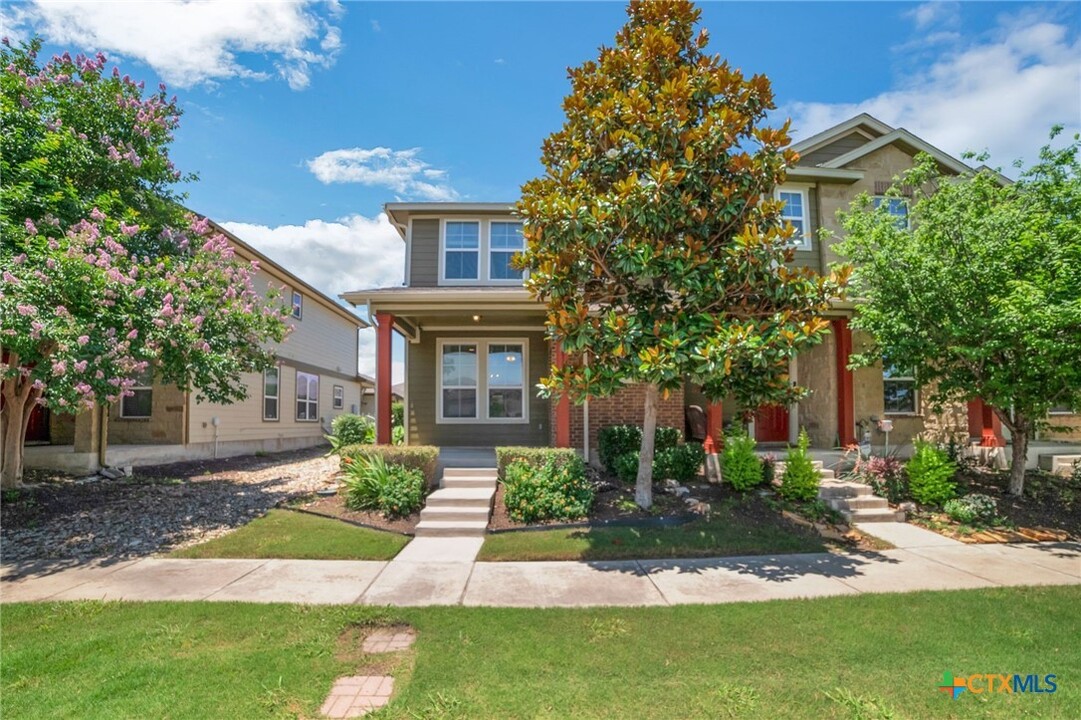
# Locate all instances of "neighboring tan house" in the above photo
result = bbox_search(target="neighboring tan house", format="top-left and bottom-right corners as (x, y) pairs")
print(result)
(24, 220), (372, 472)
(342, 113), (1081, 461)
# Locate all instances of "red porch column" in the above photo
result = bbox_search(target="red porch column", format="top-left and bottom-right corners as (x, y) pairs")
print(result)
(833, 318), (856, 446)
(374, 311), (394, 445)
(967, 398), (1004, 447)
(553, 343), (571, 448)
(705, 401), (723, 452)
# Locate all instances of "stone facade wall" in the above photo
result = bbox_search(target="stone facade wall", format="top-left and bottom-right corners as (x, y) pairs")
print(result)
(1044, 414), (1081, 442)
(108, 383), (187, 445)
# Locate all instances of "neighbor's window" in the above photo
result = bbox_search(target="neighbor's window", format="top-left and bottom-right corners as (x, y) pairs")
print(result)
(443, 221), (480, 280)
(873, 196), (909, 229)
(296, 371), (319, 421)
(1049, 404), (1074, 415)
(120, 370), (153, 419)
(441, 343), (478, 419)
(777, 187), (811, 250)
(883, 364), (917, 414)
(489, 222), (525, 281)
(291, 291), (303, 319)
(263, 367), (279, 421)
(488, 343), (524, 418)
(333, 384), (344, 410)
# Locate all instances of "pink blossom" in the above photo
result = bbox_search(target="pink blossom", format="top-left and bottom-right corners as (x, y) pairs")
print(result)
(24, 218), (37, 234)
(52, 360), (67, 375)
(16, 304), (36, 316)
(120, 222), (139, 236)
(74, 360), (88, 373)
(90, 207), (105, 221)
(126, 328), (138, 340)
(133, 287), (146, 299)
(77, 335), (89, 345)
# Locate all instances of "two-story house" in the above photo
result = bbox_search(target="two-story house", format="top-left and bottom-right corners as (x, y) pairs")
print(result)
(344, 113), (1080, 462)
(24, 219), (372, 472)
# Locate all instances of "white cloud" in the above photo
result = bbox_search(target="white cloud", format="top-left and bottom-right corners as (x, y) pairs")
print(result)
(785, 12), (1081, 170)
(904, 2), (960, 31)
(221, 213), (405, 380)
(8, 0), (342, 90)
(307, 147), (459, 201)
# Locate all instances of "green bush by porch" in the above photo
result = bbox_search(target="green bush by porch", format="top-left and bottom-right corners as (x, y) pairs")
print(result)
(495, 446), (584, 479)
(340, 445), (439, 486)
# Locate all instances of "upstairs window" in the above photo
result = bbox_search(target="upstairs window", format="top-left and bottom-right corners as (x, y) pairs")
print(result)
(883, 364), (918, 414)
(873, 197), (909, 229)
(776, 187), (811, 250)
(443, 221), (480, 280)
(489, 222), (525, 280)
(291, 291), (303, 319)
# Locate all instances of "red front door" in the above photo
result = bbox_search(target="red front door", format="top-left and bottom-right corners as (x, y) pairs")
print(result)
(25, 405), (50, 443)
(755, 405), (789, 443)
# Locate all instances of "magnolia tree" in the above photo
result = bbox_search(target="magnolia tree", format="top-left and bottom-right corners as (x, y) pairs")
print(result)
(517, 1), (845, 508)
(837, 132), (1081, 496)
(0, 39), (289, 487)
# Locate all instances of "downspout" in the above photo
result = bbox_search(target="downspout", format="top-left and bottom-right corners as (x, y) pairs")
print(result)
(97, 403), (108, 469)
(582, 352), (590, 465)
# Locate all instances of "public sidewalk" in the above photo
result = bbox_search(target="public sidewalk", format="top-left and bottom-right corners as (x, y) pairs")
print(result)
(2, 539), (1078, 607)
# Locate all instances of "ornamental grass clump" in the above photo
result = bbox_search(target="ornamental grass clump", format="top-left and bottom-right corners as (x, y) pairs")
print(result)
(779, 429), (820, 502)
(721, 432), (764, 492)
(342, 454), (425, 519)
(503, 459), (594, 524)
(943, 493), (998, 525)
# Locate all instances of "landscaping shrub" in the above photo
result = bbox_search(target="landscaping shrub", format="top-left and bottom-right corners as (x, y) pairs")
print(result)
(325, 413), (373, 455)
(721, 432), (764, 492)
(391, 425), (406, 446)
(613, 451), (640, 484)
(342, 455), (425, 518)
(503, 459), (594, 524)
(849, 454), (907, 503)
(655, 443), (706, 483)
(391, 401), (404, 427)
(495, 447), (584, 479)
(906, 442), (957, 506)
(779, 429), (819, 502)
(340, 444), (439, 486)
(597, 424), (681, 474)
(943, 493), (998, 525)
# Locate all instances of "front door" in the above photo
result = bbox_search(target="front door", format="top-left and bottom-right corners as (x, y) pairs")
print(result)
(25, 405), (50, 444)
(755, 405), (789, 443)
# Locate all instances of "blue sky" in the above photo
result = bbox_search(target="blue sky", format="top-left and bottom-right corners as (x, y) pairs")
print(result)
(6, 1), (1080, 378)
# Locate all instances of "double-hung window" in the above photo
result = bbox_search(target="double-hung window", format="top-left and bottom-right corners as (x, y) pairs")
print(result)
(443, 221), (480, 281)
(489, 222), (524, 281)
(873, 197), (909, 229)
(296, 371), (319, 421)
(120, 370), (153, 419)
(883, 364), (918, 414)
(333, 385), (344, 410)
(263, 367), (280, 421)
(439, 340), (528, 422)
(291, 291), (303, 319)
(776, 187), (811, 250)
(441, 344), (478, 418)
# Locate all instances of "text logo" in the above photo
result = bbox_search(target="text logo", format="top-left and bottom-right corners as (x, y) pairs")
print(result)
(938, 671), (1057, 699)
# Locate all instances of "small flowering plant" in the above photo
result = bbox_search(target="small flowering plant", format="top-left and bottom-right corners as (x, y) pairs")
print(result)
(0, 38), (290, 486)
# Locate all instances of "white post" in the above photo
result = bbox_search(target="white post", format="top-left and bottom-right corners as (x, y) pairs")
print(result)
(788, 356), (799, 446)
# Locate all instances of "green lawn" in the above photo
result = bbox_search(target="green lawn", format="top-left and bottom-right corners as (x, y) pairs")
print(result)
(479, 512), (829, 561)
(169, 509), (409, 560)
(3, 586), (1078, 718)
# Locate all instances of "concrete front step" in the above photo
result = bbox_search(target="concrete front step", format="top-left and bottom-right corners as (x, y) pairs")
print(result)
(414, 519), (489, 537)
(425, 487), (496, 508)
(419, 506), (491, 523)
(442, 467), (498, 478)
(818, 481), (872, 499)
(1038, 454), (1080, 477)
(442, 477), (498, 489)
(838, 496), (890, 510)
(843, 509), (906, 523)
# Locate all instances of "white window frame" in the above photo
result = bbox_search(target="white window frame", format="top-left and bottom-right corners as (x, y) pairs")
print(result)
(1049, 404), (1076, 416)
(296, 370), (319, 422)
(437, 218), (529, 286)
(883, 365), (919, 416)
(775, 185), (812, 251)
(436, 338), (530, 424)
(332, 384), (344, 410)
(439, 219), (482, 284)
(873, 196), (911, 229)
(291, 291), (303, 320)
(263, 366), (280, 422)
(486, 221), (526, 285)
(119, 372), (153, 419)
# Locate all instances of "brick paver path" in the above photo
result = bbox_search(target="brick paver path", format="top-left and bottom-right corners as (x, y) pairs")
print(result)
(361, 627), (416, 653)
(320, 676), (394, 718)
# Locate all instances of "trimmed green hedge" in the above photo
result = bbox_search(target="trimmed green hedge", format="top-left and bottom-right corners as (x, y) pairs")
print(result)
(503, 459), (594, 524)
(495, 447), (584, 479)
(597, 424), (681, 474)
(340, 444), (439, 486)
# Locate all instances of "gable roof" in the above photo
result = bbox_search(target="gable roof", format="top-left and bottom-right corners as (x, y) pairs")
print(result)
(820, 128), (974, 175)
(791, 113), (894, 157)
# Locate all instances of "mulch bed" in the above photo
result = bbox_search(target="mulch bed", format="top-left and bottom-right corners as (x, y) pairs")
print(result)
(289, 492), (420, 535)
(907, 467), (1079, 543)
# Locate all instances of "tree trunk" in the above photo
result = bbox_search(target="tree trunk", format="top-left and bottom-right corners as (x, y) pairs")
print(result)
(635, 383), (659, 509)
(1008, 421), (1029, 497)
(1, 380), (39, 489)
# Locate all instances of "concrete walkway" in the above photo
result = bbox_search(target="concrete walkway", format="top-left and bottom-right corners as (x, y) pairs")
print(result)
(3, 541), (1078, 607)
